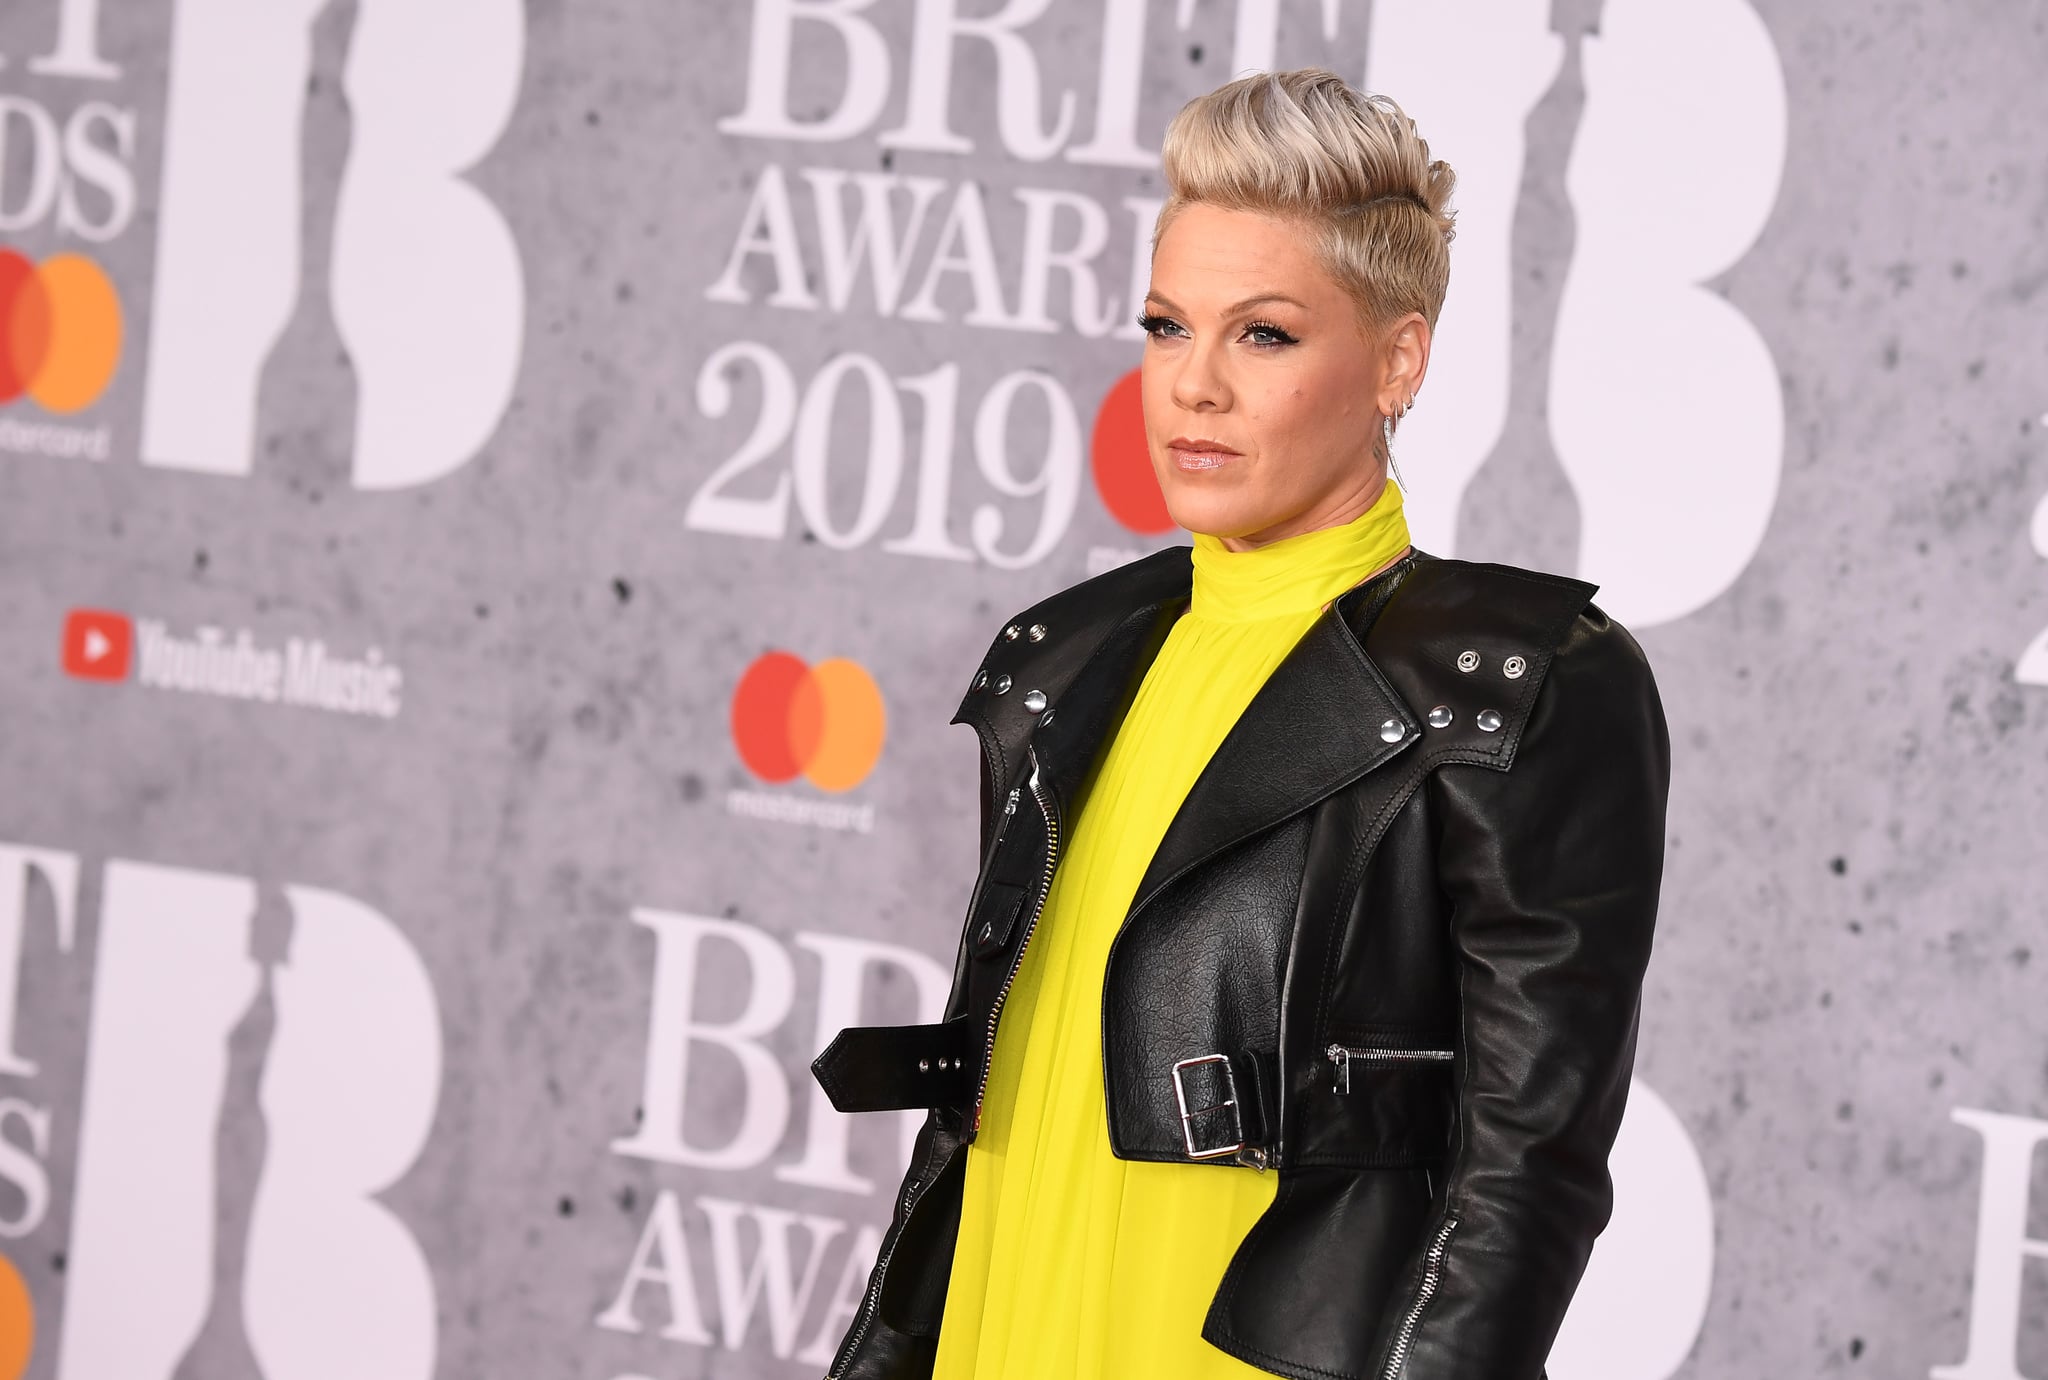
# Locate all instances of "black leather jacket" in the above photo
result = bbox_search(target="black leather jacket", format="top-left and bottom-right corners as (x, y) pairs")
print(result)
(811, 546), (1671, 1380)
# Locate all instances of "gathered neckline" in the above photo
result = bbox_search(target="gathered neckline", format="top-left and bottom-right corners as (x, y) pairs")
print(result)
(1186, 480), (1412, 624)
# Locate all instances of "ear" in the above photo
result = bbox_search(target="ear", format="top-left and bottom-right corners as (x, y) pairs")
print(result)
(1377, 311), (1433, 414)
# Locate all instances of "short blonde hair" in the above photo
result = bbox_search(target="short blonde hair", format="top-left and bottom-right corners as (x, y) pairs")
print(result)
(1157, 69), (1457, 332)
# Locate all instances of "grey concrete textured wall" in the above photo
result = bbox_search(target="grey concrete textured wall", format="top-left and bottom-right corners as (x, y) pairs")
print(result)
(0, 1), (2044, 1378)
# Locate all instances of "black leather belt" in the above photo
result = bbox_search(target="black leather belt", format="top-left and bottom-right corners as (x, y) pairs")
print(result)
(810, 1015), (976, 1113)
(814, 1022), (1282, 1173)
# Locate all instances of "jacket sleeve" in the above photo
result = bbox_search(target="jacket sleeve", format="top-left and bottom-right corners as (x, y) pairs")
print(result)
(1368, 603), (1671, 1378)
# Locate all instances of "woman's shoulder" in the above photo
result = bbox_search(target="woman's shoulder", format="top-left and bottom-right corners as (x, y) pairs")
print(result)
(1369, 552), (1650, 672)
(1362, 553), (1661, 764)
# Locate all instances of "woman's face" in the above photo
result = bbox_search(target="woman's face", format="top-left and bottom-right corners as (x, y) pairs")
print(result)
(1141, 203), (1428, 549)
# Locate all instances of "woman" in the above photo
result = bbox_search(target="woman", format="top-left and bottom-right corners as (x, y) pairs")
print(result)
(812, 68), (1669, 1380)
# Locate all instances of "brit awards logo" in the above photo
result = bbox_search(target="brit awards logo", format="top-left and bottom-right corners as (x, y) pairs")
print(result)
(0, 0), (526, 485)
(1067, 0), (1791, 629)
(0, 846), (442, 1380)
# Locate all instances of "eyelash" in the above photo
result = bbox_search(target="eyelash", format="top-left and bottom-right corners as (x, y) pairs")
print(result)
(1136, 313), (1299, 348)
(1243, 319), (1298, 347)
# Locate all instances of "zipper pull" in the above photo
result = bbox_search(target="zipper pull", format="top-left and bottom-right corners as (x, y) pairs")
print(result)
(1327, 1043), (1350, 1095)
(984, 786), (1021, 855)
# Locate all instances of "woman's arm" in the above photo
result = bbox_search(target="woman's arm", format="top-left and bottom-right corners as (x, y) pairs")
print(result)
(1369, 603), (1671, 1378)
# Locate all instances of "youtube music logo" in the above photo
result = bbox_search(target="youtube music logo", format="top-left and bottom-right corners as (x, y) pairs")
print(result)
(62, 608), (133, 681)
(57, 607), (404, 719)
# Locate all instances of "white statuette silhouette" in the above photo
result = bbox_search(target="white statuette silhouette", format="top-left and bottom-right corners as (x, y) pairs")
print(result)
(141, 0), (525, 487)
(141, 0), (327, 476)
(54, 866), (441, 1380)
(1548, 1080), (1715, 1380)
(333, 0), (526, 488)
(1550, 0), (1787, 627)
(1364, 0), (1564, 556)
(243, 885), (442, 1380)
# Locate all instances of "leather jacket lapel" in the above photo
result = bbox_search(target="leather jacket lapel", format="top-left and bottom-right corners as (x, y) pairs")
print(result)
(950, 547), (1191, 818)
(1028, 593), (1183, 819)
(1128, 592), (1419, 917)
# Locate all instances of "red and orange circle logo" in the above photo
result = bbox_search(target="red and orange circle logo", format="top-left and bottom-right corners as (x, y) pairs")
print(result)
(1090, 366), (1173, 535)
(0, 249), (123, 414)
(731, 652), (886, 793)
(0, 1252), (32, 1380)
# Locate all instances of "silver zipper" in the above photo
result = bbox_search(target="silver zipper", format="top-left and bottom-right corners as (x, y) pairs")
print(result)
(826, 1157), (937, 1380)
(955, 784), (1024, 949)
(1326, 1043), (1453, 1094)
(1382, 1213), (1458, 1379)
(826, 793), (1023, 1378)
(971, 748), (1060, 1131)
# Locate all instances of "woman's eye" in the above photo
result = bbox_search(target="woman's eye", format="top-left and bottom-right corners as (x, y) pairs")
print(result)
(1243, 321), (1298, 347)
(1137, 313), (1185, 339)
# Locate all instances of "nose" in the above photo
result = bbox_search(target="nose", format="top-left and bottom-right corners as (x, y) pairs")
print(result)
(1169, 335), (1230, 413)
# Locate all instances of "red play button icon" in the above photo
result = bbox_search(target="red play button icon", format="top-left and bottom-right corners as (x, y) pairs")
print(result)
(62, 608), (132, 681)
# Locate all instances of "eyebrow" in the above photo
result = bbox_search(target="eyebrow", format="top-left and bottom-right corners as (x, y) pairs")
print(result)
(1144, 291), (1312, 317)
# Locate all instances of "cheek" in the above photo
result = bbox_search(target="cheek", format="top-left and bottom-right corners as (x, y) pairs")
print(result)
(1247, 373), (1332, 447)
(1293, 357), (1360, 415)
(1139, 358), (1181, 449)
(1251, 366), (1364, 480)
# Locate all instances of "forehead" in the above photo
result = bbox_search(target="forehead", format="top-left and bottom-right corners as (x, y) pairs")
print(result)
(1149, 203), (1340, 309)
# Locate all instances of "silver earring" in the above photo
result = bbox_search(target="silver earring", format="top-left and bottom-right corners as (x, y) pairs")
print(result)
(1383, 408), (1409, 492)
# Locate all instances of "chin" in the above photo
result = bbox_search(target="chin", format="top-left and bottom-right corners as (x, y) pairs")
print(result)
(1161, 487), (1272, 541)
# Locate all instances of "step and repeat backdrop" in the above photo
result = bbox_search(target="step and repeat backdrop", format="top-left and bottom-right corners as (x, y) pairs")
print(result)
(0, 0), (2043, 1377)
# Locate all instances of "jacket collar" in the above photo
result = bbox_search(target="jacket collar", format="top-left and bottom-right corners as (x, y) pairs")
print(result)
(955, 547), (1427, 917)
(1129, 558), (1422, 914)
(949, 546), (1192, 802)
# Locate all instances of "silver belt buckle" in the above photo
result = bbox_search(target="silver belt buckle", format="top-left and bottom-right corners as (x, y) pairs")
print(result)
(1171, 1053), (1245, 1160)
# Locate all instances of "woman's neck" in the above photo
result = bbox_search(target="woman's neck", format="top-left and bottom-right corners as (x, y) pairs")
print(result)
(1212, 469), (1393, 552)
(1187, 477), (1412, 623)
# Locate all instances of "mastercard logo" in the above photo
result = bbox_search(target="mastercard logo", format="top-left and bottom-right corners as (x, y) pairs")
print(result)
(0, 249), (123, 414)
(731, 652), (886, 793)
(1089, 366), (1174, 535)
(0, 1252), (31, 1380)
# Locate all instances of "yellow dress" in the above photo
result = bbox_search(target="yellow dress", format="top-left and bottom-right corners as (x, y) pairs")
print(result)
(932, 481), (1413, 1379)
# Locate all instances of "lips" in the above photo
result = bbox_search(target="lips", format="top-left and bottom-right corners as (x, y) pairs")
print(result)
(1167, 437), (1242, 471)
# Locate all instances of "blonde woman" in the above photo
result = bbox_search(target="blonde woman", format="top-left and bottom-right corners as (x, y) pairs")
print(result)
(813, 68), (1670, 1380)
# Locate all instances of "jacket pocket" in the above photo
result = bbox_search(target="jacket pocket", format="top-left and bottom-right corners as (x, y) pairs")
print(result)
(1325, 1042), (1454, 1094)
(1294, 1032), (1458, 1169)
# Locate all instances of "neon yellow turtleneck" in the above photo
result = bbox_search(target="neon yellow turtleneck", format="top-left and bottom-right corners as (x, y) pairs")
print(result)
(932, 479), (1413, 1379)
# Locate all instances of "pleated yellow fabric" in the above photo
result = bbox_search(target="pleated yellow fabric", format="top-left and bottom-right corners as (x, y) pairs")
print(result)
(932, 481), (1412, 1379)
